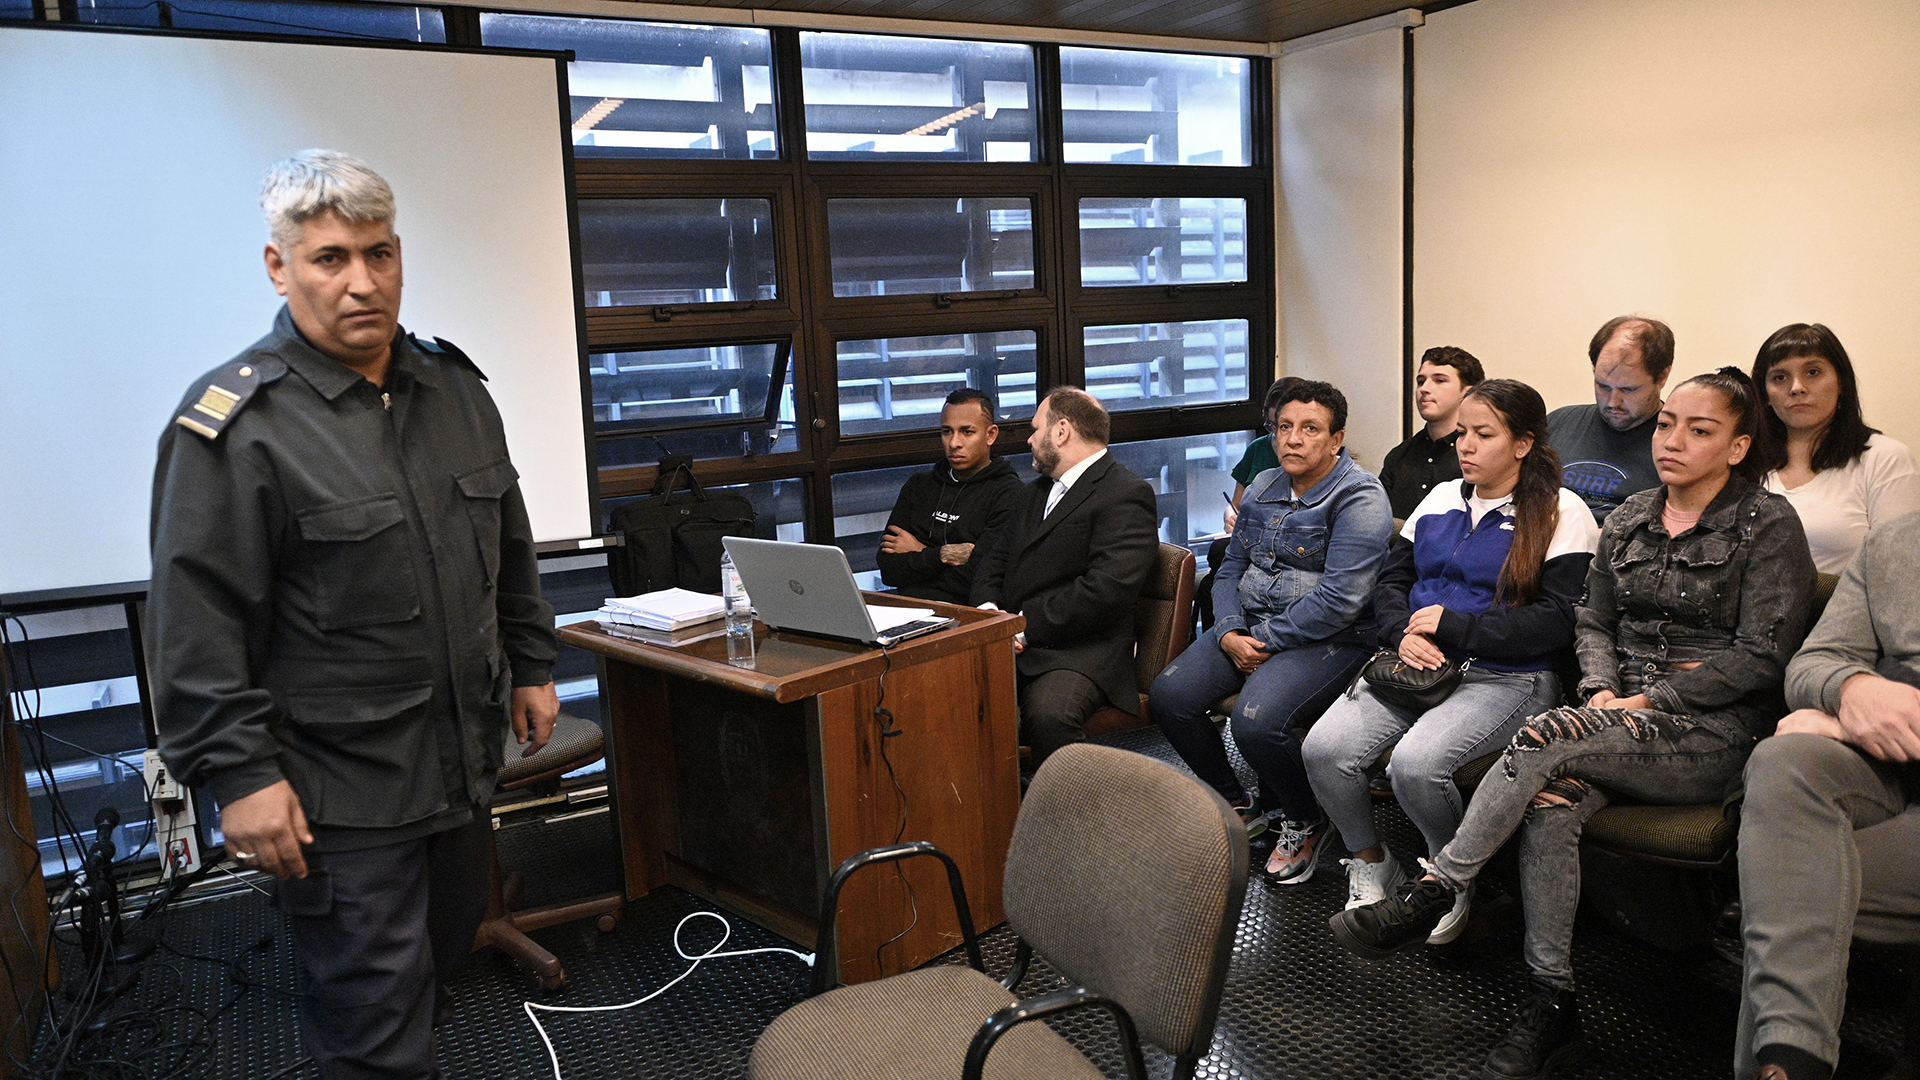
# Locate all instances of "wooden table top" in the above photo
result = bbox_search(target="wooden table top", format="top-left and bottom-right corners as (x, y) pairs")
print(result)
(558, 594), (1023, 704)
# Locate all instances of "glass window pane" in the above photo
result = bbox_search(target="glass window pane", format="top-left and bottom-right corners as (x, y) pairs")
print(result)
(2, 0), (36, 20)
(837, 330), (1036, 437)
(1108, 431), (1252, 553)
(1060, 47), (1250, 166)
(481, 15), (776, 160)
(588, 342), (796, 465)
(71, 0), (443, 38)
(831, 463), (929, 588)
(1079, 197), (1246, 287)
(580, 199), (775, 309)
(799, 32), (1036, 162)
(828, 198), (1032, 297)
(1085, 320), (1248, 414)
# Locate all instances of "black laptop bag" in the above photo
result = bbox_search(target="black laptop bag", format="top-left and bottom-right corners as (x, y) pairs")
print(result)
(606, 455), (758, 596)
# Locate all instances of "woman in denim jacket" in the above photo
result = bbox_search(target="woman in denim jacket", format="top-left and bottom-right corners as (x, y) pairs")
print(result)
(1151, 380), (1392, 883)
(1331, 368), (1816, 1080)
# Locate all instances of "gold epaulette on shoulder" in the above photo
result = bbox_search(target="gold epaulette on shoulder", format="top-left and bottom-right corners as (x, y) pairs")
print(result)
(174, 358), (275, 440)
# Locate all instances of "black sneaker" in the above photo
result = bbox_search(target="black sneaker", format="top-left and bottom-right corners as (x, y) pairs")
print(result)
(1328, 875), (1454, 959)
(1482, 980), (1580, 1080)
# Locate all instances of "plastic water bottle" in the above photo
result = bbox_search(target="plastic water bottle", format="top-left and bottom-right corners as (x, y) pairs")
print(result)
(721, 549), (755, 667)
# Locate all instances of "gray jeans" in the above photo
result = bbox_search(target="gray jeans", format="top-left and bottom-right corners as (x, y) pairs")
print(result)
(1735, 733), (1920, 1078)
(1429, 707), (1749, 987)
(1302, 668), (1560, 859)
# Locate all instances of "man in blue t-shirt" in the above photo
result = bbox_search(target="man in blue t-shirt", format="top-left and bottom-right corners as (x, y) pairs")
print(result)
(1546, 315), (1672, 522)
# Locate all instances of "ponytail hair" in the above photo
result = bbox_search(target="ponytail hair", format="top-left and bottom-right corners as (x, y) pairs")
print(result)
(1675, 366), (1770, 484)
(1461, 379), (1562, 606)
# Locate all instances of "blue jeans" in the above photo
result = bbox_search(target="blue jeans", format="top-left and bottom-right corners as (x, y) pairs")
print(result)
(1150, 624), (1371, 823)
(1303, 667), (1560, 859)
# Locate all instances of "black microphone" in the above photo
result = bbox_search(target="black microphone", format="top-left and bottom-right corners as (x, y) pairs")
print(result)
(92, 806), (120, 863)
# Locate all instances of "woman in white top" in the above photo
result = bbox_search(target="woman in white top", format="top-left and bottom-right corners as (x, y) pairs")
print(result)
(1750, 323), (1920, 574)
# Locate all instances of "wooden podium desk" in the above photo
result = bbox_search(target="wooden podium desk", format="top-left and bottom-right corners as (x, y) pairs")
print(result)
(558, 598), (1023, 984)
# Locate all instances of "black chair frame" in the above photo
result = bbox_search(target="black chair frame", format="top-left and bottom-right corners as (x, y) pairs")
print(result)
(812, 841), (1150, 1080)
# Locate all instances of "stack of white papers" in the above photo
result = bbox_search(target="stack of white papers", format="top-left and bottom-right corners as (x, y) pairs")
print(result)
(598, 588), (726, 632)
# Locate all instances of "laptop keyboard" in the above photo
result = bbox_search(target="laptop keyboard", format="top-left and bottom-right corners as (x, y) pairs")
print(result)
(875, 617), (951, 644)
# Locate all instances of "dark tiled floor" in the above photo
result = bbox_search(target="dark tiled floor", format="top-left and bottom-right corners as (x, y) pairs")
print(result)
(41, 726), (1914, 1080)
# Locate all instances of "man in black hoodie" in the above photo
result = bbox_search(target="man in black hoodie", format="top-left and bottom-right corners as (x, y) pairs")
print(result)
(876, 389), (1025, 604)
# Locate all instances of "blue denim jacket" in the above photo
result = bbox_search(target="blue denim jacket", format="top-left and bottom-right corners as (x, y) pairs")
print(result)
(1213, 450), (1393, 651)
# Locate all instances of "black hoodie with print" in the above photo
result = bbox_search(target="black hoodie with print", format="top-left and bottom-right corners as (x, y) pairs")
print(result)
(876, 456), (1025, 605)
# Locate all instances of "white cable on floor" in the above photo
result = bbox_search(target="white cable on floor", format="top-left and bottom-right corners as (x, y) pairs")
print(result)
(523, 910), (815, 1080)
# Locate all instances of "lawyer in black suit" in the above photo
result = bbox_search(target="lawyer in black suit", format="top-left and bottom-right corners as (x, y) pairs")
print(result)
(970, 387), (1160, 763)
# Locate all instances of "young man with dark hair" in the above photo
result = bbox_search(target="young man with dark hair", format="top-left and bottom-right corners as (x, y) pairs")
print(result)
(876, 389), (1025, 605)
(1547, 315), (1675, 521)
(971, 387), (1158, 763)
(1377, 346), (1483, 519)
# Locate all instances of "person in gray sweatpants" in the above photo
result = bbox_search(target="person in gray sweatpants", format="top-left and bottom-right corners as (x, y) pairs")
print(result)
(1737, 510), (1920, 1080)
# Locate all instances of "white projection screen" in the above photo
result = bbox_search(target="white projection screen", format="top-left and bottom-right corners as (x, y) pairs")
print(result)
(0, 25), (594, 603)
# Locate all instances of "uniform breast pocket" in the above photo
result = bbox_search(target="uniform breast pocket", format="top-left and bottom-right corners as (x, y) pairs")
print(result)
(295, 495), (421, 630)
(455, 458), (518, 588)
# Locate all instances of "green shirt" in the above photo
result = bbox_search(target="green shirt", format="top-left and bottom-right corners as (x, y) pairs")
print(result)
(1230, 434), (1281, 487)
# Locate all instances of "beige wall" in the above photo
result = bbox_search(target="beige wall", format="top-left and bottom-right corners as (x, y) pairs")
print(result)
(1277, 15), (1411, 471)
(1411, 0), (1920, 451)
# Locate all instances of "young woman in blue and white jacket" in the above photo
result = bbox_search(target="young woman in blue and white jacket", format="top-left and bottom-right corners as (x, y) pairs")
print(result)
(1303, 379), (1599, 942)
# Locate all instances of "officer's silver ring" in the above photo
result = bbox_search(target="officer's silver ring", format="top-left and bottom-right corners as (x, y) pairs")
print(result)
(233, 850), (259, 863)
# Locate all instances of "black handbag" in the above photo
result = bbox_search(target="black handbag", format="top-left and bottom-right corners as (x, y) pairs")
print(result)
(605, 455), (758, 596)
(1356, 649), (1467, 713)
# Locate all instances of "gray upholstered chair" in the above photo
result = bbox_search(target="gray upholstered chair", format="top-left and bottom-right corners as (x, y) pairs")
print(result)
(474, 711), (623, 990)
(749, 742), (1249, 1080)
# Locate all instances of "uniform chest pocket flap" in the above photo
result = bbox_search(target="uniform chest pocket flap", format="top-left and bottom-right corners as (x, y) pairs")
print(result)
(295, 495), (421, 630)
(456, 459), (518, 587)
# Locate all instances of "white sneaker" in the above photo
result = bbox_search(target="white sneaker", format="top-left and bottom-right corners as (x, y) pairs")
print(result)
(1340, 845), (1409, 910)
(1421, 860), (1474, 944)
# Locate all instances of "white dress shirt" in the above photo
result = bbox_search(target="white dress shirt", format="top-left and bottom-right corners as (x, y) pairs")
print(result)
(1044, 448), (1107, 518)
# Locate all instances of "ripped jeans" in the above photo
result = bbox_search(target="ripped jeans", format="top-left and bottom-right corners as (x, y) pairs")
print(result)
(1427, 707), (1750, 988)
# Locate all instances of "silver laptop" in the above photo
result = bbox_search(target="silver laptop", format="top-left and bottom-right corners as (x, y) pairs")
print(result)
(722, 537), (957, 647)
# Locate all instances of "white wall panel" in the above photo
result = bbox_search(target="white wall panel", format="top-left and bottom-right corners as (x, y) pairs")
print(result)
(1277, 17), (1410, 470)
(1413, 0), (1920, 451)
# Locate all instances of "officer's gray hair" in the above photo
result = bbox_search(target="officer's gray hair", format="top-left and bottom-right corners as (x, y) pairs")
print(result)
(260, 149), (396, 249)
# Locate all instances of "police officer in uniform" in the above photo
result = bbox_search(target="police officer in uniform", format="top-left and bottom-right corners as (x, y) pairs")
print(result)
(148, 150), (559, 1079)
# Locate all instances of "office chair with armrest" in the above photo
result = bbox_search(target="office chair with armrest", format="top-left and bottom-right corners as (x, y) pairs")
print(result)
(750, 742), (1249, 1080)
(473, 711), (624, 990)
(1085, 542), (1196, 739)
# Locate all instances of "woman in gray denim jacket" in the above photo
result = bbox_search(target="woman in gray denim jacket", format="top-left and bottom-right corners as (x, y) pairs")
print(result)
(1331, 368), (1817, 1080)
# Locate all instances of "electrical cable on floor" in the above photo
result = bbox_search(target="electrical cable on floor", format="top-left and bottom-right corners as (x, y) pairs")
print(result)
(522, 910), (813, 1080)
(868, 644), (919, 971)
(2, 613), (222, 1080)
